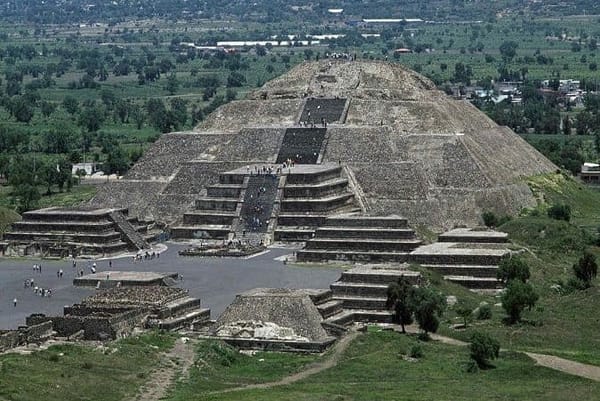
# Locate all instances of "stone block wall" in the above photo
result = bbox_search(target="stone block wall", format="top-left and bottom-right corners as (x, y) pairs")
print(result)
(0, 330), (19, 352)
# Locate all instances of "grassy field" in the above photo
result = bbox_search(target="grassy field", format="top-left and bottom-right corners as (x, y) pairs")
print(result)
(170, 330), (599, 401)
(0, 331), (175, 401)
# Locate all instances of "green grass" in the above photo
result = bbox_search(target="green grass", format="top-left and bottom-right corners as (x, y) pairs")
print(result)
(165, 340), (318, 399)
(0, 331), (175, 401)
(185, 331), (600, 401)
(0, 184), (97, 211)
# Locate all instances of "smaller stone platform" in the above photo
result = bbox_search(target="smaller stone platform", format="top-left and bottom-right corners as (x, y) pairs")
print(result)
(410, 228), (511, 290)
(73, 271), (179, 287)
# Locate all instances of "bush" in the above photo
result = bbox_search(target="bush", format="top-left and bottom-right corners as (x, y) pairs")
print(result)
(501, 281), (539, 323)
(409, 344), (424, 359)
(497, 256), (530, 284)
(81, 361), (94, 369)
(455, 304), (473, 327)
(572, 251), (598, 288)
(482, 211), (498, 227)
(547, 203), (571, 221)
(476, 303), (492, 320)
(469, 331), (500, 369)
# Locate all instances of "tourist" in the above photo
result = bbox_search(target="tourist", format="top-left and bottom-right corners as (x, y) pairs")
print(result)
(108, 260), (112, 268)
(59, 269), (63, 278)
(13, 298), (17, 307)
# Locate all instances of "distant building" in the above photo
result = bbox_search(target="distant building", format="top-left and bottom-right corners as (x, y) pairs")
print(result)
(580, 163), (600, 184)
(72, 163), (98, 176)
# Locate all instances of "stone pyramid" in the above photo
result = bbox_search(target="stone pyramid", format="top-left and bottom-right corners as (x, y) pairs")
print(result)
(90, 60), (556, 230)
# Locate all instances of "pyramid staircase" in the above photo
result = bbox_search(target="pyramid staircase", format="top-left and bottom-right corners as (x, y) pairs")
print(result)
(171, 171), (245, 240)
(108, 210), (149, 250)
(276, 127), (327, 164)
(274, 165), (360, 241)
(296, 216), (422, 262)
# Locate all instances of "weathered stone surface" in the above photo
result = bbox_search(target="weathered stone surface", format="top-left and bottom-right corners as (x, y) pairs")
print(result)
(89, 60), (556, 231)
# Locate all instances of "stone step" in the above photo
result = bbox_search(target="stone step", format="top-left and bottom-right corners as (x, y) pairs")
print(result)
(274, 227), (315, 241)
(11, 220), (116, 233)
(281, 193), (355, 213)
(304, 238), (422, 252)
(350, 309), (394, 324)
(331, 295), (388, 310)
(323, 216), (408, 229)
(306, 289), (333, 305)
(411, 253), (504, 266)
(443, 276), (503, 289)
(219, 173), (245, 185)
(420, 264), (499, 278)
(323, 310), (355, 326)
(316, 299), (344, 319)
(154, 308), (211, 331)
(276, 127), (327, 165)
(314, 227), (416, 240)
(277, 214), (328, 227)
(296, 249), (411, 263)
(4, 231), (123, 244)
(340, 268), (421, 285)
(195, 198), (239, 211)
(206, 184), (243, 198)
(170, 225), (231, 240)
(157, 297), (203, 319)
(438, 229), (509, 243)
(331, 281), (390, 298)
(284, 177), (349, 198)
(285, 165), (343, 185)
(182, 212), (236, 225)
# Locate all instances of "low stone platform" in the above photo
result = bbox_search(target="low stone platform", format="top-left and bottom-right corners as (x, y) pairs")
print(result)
(4, 206), (154, 257)
(73, 271), (179, 287)
(410, 229), (511, 290)
(26, 286), (211, 340)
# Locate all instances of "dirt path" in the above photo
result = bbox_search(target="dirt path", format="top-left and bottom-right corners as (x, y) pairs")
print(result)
(210, 329), (360, 395)
(131, 337), (197, 401)
(525, 352), (600, 382)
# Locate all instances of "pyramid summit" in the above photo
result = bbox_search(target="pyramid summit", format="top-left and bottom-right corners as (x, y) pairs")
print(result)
(90, 60), (556, 233)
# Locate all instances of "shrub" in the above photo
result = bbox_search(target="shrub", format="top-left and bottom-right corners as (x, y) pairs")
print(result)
(469, 331), (500, 369)
(455, 304), (473, 328)
(386, 277), (414, 333)
(409, 344), (424, 359)
(501, 281), (538, 323)
(476, 303), (492, 320)
(497, 256), (530, 284)
(482, 211), (498, 227)
(572, 251), (598, 288)
(48, 354), (59, 362)
(81, 361), (93, 370)
(547, 203), (571, 221)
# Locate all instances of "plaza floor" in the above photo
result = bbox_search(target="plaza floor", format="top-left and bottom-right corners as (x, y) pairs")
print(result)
(0, 243), (343, 330)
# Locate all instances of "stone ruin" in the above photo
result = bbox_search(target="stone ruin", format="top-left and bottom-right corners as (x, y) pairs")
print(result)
(89, 59), (557, 236)
(23, 286), (210, 341)
(2, 207), (159, 257)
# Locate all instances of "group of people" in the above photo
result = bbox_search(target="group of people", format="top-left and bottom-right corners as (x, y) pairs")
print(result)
(23, 278), (52, 297)
(133, 250), (159, 263)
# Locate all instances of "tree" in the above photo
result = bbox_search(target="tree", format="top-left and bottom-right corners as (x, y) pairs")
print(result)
(105, 146), (129, 175)
(386, 276), (414, 333)
(409, 287), (446, 336)
(455, 304), (473, 328)
(62, 96), (79, 114)
(9, 96), (34, 123)
(165, 73), (179, 95)
(499, 41), (518, 62)
(78, 105), (106, 132)
(469, 331), (500, 369)
(497, 256), (530, 284)
(501, 280), (538, 323)
(13, 184), (40, 213)
(572, 251), (598, 288)
(547, 203), (571, 221)
(227, 71), (246, 87)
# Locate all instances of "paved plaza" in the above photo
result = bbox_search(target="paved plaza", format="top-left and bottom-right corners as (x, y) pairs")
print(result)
(0, 243), (342, 329)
